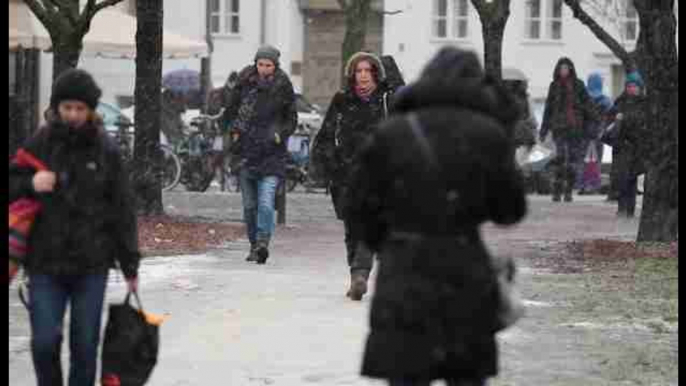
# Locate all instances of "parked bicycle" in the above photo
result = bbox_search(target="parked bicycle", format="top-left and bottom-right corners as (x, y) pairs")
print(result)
(110, 119), (182, 192)
(174, 108), (239, 192)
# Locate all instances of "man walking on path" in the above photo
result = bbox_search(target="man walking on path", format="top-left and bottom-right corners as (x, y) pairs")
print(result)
(223, 45), (297, 264)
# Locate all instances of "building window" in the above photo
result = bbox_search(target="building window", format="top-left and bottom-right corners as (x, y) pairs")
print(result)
(525, 0), (563, 40)
(210, 0), (240, 35)
(622, 0), (638, 41)
(432, 0), (470, 40)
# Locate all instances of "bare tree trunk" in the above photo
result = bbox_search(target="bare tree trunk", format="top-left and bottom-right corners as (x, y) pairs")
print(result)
(339, 0), (373, 88)
(563, 0), (678, 242)
(51, 37), (82, 80)
(472, 0), (510, 81)
(635, 1), (678, 242)
(133, 0), (164, 215)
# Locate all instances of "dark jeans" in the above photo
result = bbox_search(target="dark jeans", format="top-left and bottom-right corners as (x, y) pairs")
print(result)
(552, 137), (585, 195)
(29, 273), (109, 386)
(343, 217), (374, 275)
(388, 378), (487, 386)
(617, 169), (638, 216)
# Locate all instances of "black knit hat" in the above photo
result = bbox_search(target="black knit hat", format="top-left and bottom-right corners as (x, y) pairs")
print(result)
(50, 68), (102, 110)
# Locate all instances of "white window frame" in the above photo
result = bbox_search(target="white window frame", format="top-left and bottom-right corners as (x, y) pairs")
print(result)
(524, 0), (564, 41)
(432, 0), (470, 40)
(210, 0), (240, 36)
(621, 0), (638, 42)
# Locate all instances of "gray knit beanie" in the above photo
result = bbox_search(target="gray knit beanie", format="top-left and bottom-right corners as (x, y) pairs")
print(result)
(254, 45), (281, 67)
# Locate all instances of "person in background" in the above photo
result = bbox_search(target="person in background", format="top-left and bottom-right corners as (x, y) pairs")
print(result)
(539, 57), (599, 202)
(604, 71), (648, 218)
(346, 46), (527, 386)
(222, 45), (297, 264)
(579, 72), (614, 195)
(9, 68), (140, 386)
(311, 51), (400, 301)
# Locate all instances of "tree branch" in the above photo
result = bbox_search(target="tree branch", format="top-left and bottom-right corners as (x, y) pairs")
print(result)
(77, 0), (125, 38)
(562, 0), (634, 67)
(23, 0), (56, 31)
(92, 0), (125, 14)
(382, 10), (403, 15)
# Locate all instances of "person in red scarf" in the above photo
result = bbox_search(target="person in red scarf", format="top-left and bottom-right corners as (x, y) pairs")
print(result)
(539, 57), (599, 202)
(312, 51), (402, 301)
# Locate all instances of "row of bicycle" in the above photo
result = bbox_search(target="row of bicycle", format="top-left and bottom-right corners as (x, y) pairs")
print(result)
(107, 108), (320, 193)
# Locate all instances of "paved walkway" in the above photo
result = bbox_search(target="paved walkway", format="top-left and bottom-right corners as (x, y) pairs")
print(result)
(11, 193), (673, 386)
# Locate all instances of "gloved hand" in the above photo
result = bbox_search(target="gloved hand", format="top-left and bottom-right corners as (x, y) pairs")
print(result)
(275, 133), (282, 144)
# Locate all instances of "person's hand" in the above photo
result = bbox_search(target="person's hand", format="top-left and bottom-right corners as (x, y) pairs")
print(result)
(274, 133), (282, 144)
(32, 171), (57, 193)
(616, 113), (624, 121)
(126, 277), (139, 293)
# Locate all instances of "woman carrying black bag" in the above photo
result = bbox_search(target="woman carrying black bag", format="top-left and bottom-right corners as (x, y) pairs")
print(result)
(346, 47), (527, 386)
(8, 69), (140, 386)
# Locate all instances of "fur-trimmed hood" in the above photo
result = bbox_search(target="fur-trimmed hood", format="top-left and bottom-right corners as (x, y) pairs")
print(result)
(344, 52), (386, 84)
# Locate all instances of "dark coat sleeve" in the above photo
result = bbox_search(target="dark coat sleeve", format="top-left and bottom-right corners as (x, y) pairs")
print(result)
(9, 131), (48, 203)
(311, 92), (343, 182)
(345, 132), (388, 252)
(486, 132), (528, 225)
(539, 82), (555, 140)
(105, 143), (141, 279)
(276, 77), (297, 140)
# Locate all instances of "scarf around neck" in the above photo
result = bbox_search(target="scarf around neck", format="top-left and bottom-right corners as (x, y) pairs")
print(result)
(561, 77), (578, 128)
(355, 82), (377, 101)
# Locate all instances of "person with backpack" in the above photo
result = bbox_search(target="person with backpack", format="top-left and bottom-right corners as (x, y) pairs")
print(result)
(9, 68), (140, 386)
(311, 51), (402, 301)
(345, 46), (527, 386)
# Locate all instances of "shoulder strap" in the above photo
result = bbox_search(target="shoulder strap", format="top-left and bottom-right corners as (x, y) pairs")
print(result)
(406, 112), (438, 170)
(383, 92), (389, 118)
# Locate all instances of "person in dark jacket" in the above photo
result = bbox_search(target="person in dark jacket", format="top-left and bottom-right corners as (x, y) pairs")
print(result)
(539, 57), (599, 202)
(223, 45), (297, 264)
(9, 69), (140, 386)
(311, 51), (400, 301)
(503, 78), (536, 150)
(604, 71), (648, 218)
(346, 47), (527, 386)
(380, 55), (406, 91)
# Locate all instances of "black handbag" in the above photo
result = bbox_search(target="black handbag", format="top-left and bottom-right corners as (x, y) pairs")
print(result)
(101, 291), (159, 386)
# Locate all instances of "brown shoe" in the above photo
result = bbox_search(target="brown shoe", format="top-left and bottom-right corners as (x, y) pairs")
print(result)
(346, 272), (368, 301)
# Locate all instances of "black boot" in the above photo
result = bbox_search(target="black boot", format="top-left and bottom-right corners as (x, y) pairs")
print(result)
(255, 239), (270, 264)
(245, 243), (258, 262)
(346, 270), (369, 301)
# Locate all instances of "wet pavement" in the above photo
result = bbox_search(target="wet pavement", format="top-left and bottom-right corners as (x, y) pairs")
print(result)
(9, 192), (655, 385)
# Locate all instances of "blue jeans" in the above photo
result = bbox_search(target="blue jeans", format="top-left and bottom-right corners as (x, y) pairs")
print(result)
(239, 169), (279, 244)
(29, 273), (109, 386)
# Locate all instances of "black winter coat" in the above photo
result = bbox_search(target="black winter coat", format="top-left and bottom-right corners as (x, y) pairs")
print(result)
(311, 85), (395, 219)
(8, 118), (140, 278)
(606, 92), (648, 175)
(346, 76), (526, 381)
(223, 65), (297, 178)
(540, 57), (599, 142)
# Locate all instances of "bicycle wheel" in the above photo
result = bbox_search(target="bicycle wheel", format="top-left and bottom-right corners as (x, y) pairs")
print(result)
(157, 144), (182, 191)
